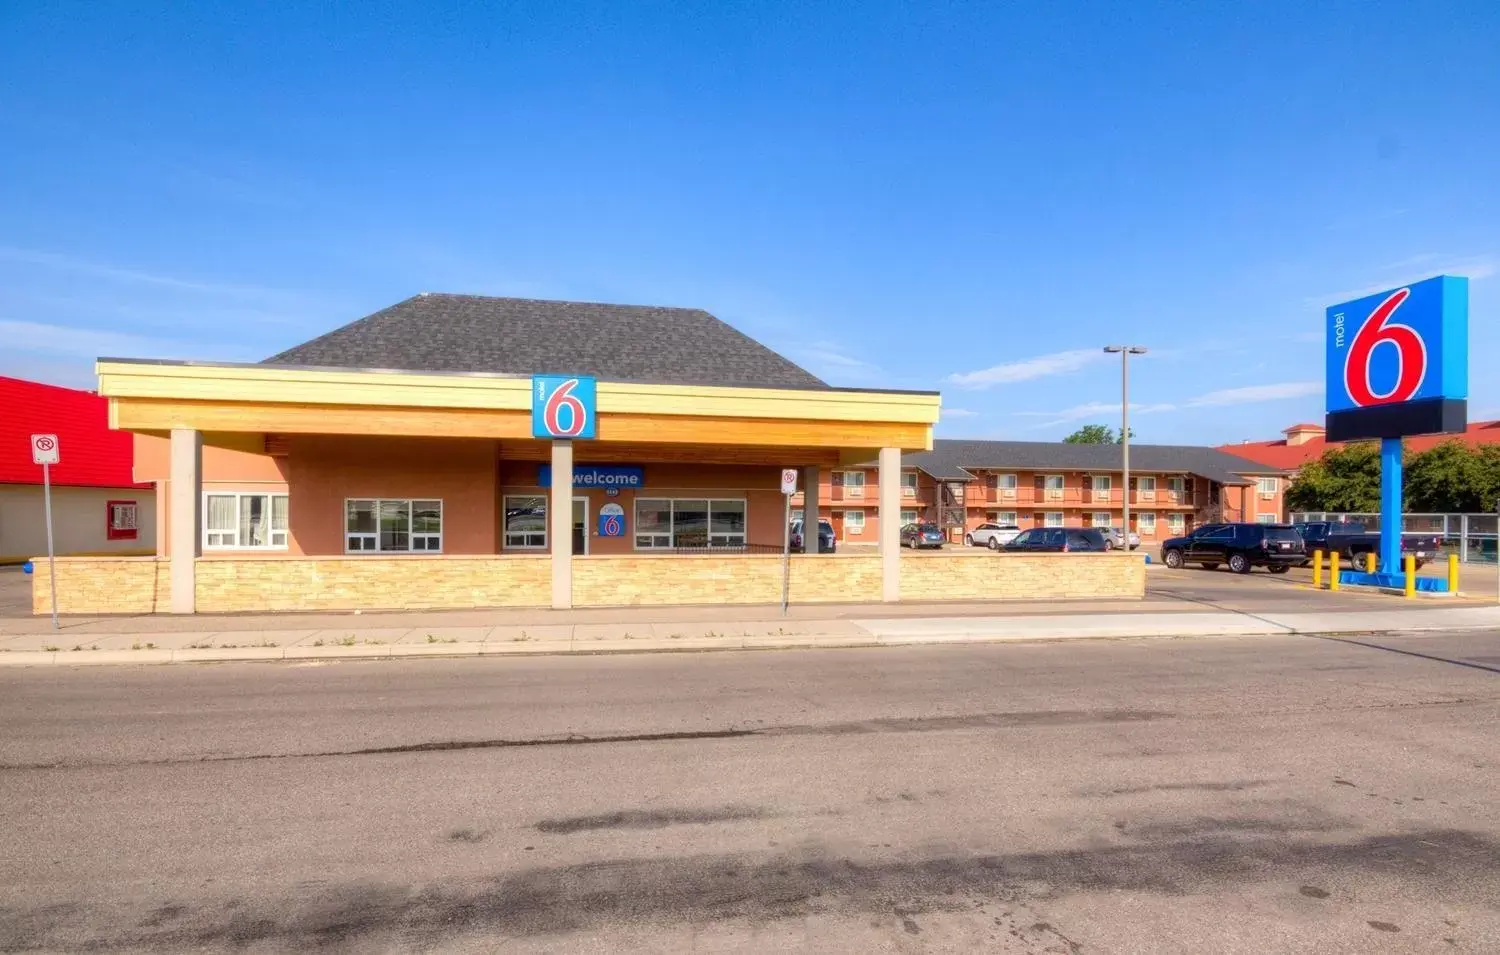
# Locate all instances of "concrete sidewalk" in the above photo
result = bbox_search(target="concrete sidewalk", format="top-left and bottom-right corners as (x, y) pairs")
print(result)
(3, 604), (1498, 667)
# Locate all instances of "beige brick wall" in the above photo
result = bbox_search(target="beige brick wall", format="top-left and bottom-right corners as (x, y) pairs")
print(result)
(194, 557), (551, 612)
(900, 551), (1144, 601)
(32, 557), (169, 614)
(572, 554), (887, 607)
(791, 555), (882, 604)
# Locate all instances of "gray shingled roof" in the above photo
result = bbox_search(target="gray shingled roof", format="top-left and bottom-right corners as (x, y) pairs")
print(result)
(264, 293), (828, 390)
(878, 439), (1287, 484)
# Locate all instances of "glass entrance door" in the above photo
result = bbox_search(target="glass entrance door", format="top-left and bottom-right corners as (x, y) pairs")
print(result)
(572, 498), (588, 555)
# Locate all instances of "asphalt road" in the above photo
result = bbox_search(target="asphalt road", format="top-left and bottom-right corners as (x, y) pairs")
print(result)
(2, 633), (1499, 953)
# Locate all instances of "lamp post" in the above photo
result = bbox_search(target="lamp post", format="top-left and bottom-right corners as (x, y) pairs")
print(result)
(1104, 346), (1148, 546)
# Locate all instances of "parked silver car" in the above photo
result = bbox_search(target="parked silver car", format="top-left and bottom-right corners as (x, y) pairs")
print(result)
(1101, 527), (1140, 550)
(965, 522), (1022, 550)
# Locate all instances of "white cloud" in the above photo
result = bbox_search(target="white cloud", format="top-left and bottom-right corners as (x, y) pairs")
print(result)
(1308, 254), (1497, 307)
(0, 319), (258, 362)
(947, 349), (1107, 389)
(942, 407), (979, 418)
(0, 246), (278, 296)
(1184, 381), (1322, 407)
(1014, 400), (1177, 430)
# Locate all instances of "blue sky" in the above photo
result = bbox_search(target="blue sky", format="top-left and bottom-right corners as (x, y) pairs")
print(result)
(2, 1), (1496, 445)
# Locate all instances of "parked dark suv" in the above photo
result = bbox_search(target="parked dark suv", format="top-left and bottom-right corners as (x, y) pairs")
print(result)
(1160, 522), (1306, 573)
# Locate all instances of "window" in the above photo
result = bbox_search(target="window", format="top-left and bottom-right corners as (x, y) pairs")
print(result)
(1044, 511), (1065, 527)
(1167, 476), (1186, 495)
(900, 509), (918, 524)
(1256, 513), (1278, 524)
(1168, 513), (1185, 534)
(346, 499), (442, 553)
(504, 495), (547, 549)
(1043, 475), (1064, 501)
(106, 500), (139, 541)
(1093, 511), (1113, 528)
(992, 473), (1018, 496)
(634, 498), (746, 549)
(842, 471), (866, 498)
(1090, 475), (1112, 493)
(845, 510), (866, 533)
(996, 511), (1017, 526)
(1138, 511), (1157, 535)
(791, 508), (804, 523)
(900, 472), (918, 496)
(1257, 477), (1280, 498)
(204, 493), (289, 549)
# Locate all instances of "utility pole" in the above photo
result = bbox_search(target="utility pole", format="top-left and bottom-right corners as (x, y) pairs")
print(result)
(1104, 346), (1147, 545)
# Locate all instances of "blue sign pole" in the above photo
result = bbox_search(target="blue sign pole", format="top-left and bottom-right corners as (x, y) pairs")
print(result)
(1380, 438), (1402, 575)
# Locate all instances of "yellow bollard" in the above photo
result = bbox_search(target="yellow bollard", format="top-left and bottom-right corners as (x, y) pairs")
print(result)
(1405, 554), (1416, 599)
(1365, 551), (1377, 574)
(1312, 550), (1323, 589)
(1329, 552), (1340, 591)
(1448, 553), (1460, 594)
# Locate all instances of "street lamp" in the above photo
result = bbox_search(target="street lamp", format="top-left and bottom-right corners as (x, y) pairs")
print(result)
(1104, 346), (1148, 546)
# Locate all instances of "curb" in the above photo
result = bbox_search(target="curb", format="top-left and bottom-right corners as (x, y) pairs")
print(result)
(1, 616), (1495, 667)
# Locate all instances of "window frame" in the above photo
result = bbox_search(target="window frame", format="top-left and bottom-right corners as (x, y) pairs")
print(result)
(1089, 475), (1112, 493)
(1166, 476), (1187, 495)
(1256, 476), (1280, 497)
(633, 497), (749, 550)
(1092, 511), (1113, 528)
(841, 470), (866, 498)
(203, 492), (290, 551)
(1137, 511), (1158, 535)
(503, 494), (549, 550)
(844, 509), (866, 533)
(996, 510), (1017, 526)
(900, 471), (918, 496)
(1044, 511), (1065, 527)
(994, 473), (1018, 495)
(1167, 513), (1186, 534)
(900, 509), (918, 525)
(1256, 513), (1278, 524)
(344, 498), (443, 554)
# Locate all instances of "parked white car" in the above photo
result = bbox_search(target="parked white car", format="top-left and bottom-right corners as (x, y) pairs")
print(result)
(966, 523), (1022, 550)
(1101, 527), (1141, 550)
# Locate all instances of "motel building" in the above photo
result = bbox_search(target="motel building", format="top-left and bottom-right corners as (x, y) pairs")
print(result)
(38, 294), (1148, 616)
(792, 441), (1288, 547)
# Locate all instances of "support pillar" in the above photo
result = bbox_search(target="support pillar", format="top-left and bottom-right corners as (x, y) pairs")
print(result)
(168, 428), (201, 614)
(801, 465), (821, 553)
(1380, 437), (1403, 575)
(550, 440), (574, 609)
(878, 447), (901, 602)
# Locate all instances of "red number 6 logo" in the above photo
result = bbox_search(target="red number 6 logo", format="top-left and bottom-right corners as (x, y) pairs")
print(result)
(544, 379), (588, 437)
(1344, 287), (1427, 407)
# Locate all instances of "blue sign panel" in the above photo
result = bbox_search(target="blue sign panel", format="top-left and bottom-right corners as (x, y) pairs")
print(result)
(1325, 275), (1468, 415)
(531, 375), (597, 439)
(537, 465), (644, 488)
(597, 502), (626, 537)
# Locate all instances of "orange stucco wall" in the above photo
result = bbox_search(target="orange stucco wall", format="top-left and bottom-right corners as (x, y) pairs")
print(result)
(137, 433), (290, 556)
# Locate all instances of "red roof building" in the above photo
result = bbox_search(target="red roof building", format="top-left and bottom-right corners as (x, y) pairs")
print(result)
(1220, 420), (1500, 472)
(1, 376), (145, 488)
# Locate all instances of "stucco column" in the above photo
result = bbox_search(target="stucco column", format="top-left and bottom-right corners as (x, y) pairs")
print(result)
(168, 429), (201, 614)
(550, 440), (573, 609)
(878, 447), (901, 601)
(801, 465), (821, 553)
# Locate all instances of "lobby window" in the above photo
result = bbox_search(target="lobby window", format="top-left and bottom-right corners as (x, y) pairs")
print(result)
(503, 496), (547, 549)
(106, 500), (139, 541)
(900, 472), (918, 496)
(634, 498), (746, 549)
(1257, 477), (1280, 498)
(204, 493), (288, 549)
(845, 510), (866, 534)
(1138, 512), (1157, 535)
(842, 471), (866, 498)
(346, 499), (442, 553)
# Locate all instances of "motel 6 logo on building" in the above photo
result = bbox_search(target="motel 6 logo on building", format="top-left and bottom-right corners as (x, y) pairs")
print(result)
(532, 375), (598, 439)
(1325, 275), (1468, 414)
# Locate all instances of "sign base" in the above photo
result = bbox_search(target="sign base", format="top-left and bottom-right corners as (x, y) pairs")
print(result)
(1325, 398), (1466, 443)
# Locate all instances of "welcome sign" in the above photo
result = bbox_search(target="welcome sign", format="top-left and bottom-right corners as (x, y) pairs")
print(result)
(536, 465), (644, 488)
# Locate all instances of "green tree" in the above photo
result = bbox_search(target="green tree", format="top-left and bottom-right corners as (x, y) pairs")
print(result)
(1406, 441), (1500, 512)
(1285, 443), (1382, 512)
(1064, 424), (1114, 444)
(1063, 425), (1136, 444)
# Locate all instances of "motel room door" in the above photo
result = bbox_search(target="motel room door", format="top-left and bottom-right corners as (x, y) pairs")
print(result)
(829, 510), (845, 541)
(572, 497), (588, 555)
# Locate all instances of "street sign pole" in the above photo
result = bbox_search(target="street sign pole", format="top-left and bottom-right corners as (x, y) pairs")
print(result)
(780, 468), (798, 616)
(43, 461), (58, 631)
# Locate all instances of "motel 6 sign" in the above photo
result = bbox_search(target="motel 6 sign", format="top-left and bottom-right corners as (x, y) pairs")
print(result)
(531, 375), (598, 440)
(1325, 275), (1468, 442)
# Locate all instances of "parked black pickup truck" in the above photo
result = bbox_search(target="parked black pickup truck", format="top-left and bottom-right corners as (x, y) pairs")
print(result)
(1293, 521), (1442, 570)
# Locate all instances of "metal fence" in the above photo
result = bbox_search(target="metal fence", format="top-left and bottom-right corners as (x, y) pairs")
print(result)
(1289, 512), (1499, 563)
